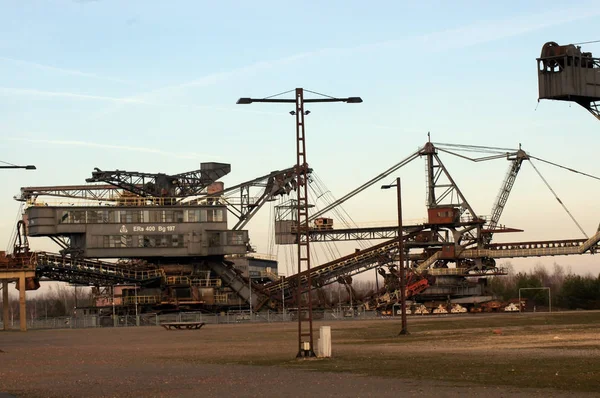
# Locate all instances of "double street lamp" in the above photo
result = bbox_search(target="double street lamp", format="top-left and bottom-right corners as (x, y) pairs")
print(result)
(0, 164), (36, 170)
(237, 88), (362, 358)
(381, 177), (409, 335)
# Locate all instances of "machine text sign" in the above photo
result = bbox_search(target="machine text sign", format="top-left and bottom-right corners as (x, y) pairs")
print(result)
(119, 224), (176, 234)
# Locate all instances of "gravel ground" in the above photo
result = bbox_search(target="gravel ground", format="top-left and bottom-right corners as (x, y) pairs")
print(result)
(1, 318), (599, 398)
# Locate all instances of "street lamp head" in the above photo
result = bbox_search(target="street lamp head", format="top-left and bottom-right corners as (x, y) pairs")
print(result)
(381, 184), (393, 189)
(236, 97), (253, 104)
(25, 165), (36, 170)
(346, 97), (363, 103)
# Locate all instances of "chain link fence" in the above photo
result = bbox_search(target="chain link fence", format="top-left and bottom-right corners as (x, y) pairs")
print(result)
(0, 308), (382, 331)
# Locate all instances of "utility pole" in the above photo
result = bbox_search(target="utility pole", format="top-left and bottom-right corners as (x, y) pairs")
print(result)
(249, 271), (252, 319)
(135, 284), (139, 326)
(382, 178), (409, 335)
(281, 275), (285, 320)
(238, 88), (362, 358)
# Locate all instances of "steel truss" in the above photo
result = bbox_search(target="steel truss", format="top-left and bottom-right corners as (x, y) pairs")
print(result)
(86, 163), (231, 198)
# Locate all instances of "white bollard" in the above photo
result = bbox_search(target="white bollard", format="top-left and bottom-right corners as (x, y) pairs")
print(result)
(319, 326), (332, 358)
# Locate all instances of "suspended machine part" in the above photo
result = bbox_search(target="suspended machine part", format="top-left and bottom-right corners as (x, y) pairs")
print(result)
(537, 41), (600, 121)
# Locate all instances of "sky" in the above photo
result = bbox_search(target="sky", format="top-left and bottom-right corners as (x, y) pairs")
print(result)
(1, 0), (600, 294)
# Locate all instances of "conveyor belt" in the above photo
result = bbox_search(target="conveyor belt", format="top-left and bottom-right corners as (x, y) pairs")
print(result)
(459, 230), (600, 259)
(257, 229), (424, 305)
(34, 252), (164, 285)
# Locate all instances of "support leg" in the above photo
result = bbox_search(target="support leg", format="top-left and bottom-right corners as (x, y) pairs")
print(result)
(19, 274), (27, 332)
(2, 280), (9, 331)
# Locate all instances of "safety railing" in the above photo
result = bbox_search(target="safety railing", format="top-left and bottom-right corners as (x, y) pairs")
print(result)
(428, 267), (466, 276)
(123, 295), (160, 305)
(214, 294), (229, 304)
(166, 276), (222, 287)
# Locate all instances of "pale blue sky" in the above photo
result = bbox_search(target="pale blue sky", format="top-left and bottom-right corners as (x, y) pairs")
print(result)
(1, 0), (600, 278)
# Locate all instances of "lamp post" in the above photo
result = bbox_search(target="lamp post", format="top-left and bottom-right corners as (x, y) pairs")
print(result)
(381, 177), (409, 335)
(238, 88), (362, 358)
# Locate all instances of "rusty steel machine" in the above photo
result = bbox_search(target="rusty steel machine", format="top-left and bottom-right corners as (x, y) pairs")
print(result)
(255, 140), (600, 314)
(6, 136), (600, 327)
(537, 41), (600, 120)
(7, 138), (600, 323)
(13, 162), (302, 316)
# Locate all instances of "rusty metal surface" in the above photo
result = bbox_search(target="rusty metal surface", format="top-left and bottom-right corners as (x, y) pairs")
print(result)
(537, 41), (600, 120)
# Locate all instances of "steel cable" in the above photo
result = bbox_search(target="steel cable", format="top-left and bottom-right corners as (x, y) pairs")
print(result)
(528, 159), (588, 238)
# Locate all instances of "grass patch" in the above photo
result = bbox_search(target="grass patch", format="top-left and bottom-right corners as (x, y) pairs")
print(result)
(199, 350), (600, 393)
(167, 312), (600, 393)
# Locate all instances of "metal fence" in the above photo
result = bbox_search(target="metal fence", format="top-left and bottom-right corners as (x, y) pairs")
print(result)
(0, 308), (383, 331)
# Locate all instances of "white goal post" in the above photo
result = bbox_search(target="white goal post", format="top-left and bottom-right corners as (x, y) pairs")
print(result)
(518, 287), (551, 313)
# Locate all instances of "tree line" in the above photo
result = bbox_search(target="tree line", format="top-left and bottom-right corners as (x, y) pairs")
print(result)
(1, 284), (93, 321)
(487, 263), (600, 310)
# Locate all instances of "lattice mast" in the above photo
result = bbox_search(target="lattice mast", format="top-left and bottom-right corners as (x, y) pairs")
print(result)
(487, 148), (529, 238)
(294, 88), (315, 357)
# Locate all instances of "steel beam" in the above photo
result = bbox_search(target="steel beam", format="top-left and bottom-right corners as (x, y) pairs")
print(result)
(19, 274), (26, 332)
(2, 280), (8, 331)
(208, 261), (255, 303)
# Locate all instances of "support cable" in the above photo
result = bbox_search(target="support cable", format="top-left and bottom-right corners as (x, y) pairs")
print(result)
(437, 148), (513, 162)
(267, 200), (275, 257)
(306, 185), (343, 260)
(433, 142), (517, 154)
(572, 39), (600, 45)
(309, 150), (420, 221)
(6, 203), (24, 253)
(310, 173), (369, 250)
(303, 89), (338, 100)
(262, 89), (296, 100)
(0, 159), (19, 167)
(529, 156), (600, 182)
(528, 159), (588, 238)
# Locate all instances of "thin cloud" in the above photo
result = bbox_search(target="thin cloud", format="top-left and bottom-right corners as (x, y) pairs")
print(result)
(0, 87), (148, 104)
(119, 49), (327, 105)
(0, 56), (139, 86)
(412, 5), (600, 51)
(7, 3), (598, 120)
(3, 137), (221, 161)
(0, 86), (282, 115)
(118, 3), (600, 105)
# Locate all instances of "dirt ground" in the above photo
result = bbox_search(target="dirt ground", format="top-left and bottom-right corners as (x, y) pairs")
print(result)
(1, 312), (600, 397)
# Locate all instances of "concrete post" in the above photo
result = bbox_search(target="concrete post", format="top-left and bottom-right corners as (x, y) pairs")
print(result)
(19, 274), (27, 332)
(318, 326), (331, 358)
(2, 280), (9, 331)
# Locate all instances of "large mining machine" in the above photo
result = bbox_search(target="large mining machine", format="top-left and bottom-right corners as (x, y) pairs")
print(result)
(537, 41), (600, 121)
(256, 140), (600, 312)
(12, 163), (303, 314)
(6, 140), (600, 316)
